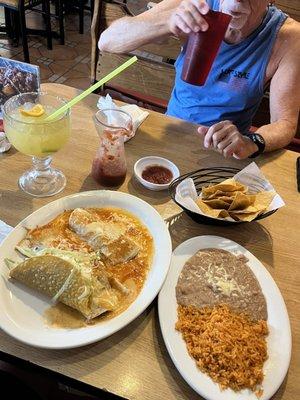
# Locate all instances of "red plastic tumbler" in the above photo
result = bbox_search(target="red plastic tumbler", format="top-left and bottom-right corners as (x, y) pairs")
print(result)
(181, 10), (232, 86)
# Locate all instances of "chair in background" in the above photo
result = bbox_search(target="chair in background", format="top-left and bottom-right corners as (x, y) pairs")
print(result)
(60, 0), (94, 34)
(1, 1), (51, 62)
(0, 0), (65, 63)
(0, 7), (12, 38)
(77, 0), (94, 34)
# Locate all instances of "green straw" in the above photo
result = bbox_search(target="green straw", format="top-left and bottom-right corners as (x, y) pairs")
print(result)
(45, 56), (138, 121)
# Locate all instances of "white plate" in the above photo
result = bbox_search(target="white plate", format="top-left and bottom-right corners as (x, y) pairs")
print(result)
(134, 156), (180, 191)
(0, 190), (172, 349)
(158, 236), (291, 400)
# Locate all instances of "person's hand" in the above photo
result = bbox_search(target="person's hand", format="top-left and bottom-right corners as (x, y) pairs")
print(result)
(169, 0), (210, 36)
(197, 121), (259, 159)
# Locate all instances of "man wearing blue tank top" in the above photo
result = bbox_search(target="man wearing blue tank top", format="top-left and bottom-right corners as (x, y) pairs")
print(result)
(99, 1), (300, 159)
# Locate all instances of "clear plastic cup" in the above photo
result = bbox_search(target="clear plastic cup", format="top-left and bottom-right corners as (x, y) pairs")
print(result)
(92, 109), (133, 187)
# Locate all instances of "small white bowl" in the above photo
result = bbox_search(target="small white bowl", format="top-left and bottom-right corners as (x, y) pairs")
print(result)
(134, 156), (180, 191)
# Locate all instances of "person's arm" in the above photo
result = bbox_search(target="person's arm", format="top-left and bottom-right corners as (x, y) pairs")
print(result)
(98, 0), (210, 53)
(197, 22), (300, 159)
(255, 24), (300, 151)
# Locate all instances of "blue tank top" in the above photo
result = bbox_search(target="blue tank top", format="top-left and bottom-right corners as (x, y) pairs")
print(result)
(167, 2), (287, 133)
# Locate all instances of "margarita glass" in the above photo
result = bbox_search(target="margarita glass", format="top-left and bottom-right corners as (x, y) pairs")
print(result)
(3, 92), (70, 197)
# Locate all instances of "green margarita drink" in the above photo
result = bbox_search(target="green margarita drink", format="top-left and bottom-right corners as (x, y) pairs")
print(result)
(3, 92), (71, 197)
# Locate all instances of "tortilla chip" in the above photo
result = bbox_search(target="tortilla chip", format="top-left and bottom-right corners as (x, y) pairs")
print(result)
(229, 210), (262, 222)
(204, 190), (237, 202)
(230, 191), (275, 213)
(253, 191), (276, 210)
(196, 177), (275, 222)
(229, 191), (275, 221)
(196, 198), (230, 219)
(202, 198), (231, 210)
(201, 179), (247, 198)
(228, 192), (255, 211)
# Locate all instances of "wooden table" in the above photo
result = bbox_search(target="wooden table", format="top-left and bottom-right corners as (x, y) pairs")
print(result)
(0, 83), (299, 400)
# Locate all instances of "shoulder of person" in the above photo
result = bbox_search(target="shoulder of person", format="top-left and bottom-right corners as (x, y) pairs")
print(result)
(277, 18), (300, 54)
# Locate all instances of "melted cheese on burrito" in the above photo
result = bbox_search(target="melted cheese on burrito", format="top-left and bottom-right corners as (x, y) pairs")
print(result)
(69, 208), (140, 265)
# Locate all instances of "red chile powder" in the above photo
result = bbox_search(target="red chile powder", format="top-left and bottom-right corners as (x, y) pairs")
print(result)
(142, 165), (173, 184)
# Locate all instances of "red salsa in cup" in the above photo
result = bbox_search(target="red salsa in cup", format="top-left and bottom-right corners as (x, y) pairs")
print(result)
(142, 165), (173, 184)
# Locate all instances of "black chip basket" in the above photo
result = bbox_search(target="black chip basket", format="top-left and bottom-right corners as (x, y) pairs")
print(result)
(168, 167), (277, 226)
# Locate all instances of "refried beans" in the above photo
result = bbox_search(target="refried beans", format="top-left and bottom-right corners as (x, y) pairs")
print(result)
(176, 248), (267, 321)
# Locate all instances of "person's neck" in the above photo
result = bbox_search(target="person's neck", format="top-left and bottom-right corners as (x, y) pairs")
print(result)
(224, 7), (269, 44)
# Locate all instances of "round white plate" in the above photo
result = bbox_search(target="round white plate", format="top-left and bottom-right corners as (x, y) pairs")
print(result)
(0, 190), (172, 349)
(158, 236), (291, 400)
